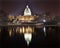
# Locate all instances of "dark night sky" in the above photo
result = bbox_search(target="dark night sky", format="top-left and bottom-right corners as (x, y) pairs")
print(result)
(0, 0), (60, 16)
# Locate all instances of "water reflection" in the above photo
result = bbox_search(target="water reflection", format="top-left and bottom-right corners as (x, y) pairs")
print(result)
(43, 26), (46, 37)
(0, 26), (59, 48)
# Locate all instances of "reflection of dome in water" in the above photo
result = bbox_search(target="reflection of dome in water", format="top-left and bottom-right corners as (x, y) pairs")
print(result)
(24, 33), (32, 45)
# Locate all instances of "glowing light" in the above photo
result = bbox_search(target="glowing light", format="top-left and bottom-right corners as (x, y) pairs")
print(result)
(9, 29), (12, 37)
(18, 16), (35, 22)
(24, 33), (32, 45)
(43, 26), (46, 32)
(24, 5), (31, 16)
(26, 26), (33, 33)
(43, 26), (46, 36)
(43, 19), (46, 22)
(20, 27), (23, 33)
(23, 26), (25, 33)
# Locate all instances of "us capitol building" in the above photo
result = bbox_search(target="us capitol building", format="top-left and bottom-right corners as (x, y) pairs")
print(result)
(0, 5), (44, 45)
(7, 5), (44, 35)
(0, 5), (58, 46)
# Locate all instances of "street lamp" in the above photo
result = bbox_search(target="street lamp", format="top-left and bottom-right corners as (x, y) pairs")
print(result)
(43, 18), (46, 37)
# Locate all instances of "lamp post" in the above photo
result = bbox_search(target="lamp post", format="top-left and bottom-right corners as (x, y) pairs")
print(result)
(43, 14), (47, 37)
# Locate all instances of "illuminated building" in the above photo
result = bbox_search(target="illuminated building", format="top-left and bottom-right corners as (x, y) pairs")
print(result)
(0, 0), (59, 48)
(7, 5), (43, 45)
